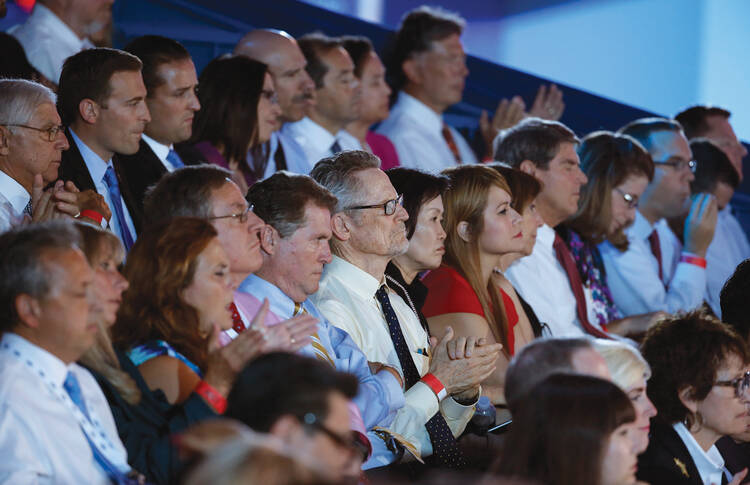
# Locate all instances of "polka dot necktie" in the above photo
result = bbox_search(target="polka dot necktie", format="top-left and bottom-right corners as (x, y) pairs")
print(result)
(374, 285), (466, 469)
(229, 302), (245, 334)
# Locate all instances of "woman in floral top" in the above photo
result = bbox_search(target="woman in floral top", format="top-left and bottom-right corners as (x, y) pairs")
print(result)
(561, 131), (665, 338)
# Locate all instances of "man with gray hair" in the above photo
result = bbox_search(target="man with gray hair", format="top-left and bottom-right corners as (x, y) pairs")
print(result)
(0, 221), (135, 483)
(504, 337), (610, 415)
(10, 0), (113, 84)
(0, 79), (108, 232)
(310, 150), (501, 468)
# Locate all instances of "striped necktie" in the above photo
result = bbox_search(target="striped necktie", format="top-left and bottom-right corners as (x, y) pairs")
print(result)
(293, 302), (335, 367)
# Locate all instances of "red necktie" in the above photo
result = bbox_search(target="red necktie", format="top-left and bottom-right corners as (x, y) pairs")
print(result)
(229, 302), (245, 334)
(648, 230), (664, 283)
(441, 124), (462, 164)
(553, 233), (611, 339)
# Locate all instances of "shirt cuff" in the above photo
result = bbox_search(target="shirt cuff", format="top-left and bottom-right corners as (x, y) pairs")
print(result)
(404, 381), (440, 423)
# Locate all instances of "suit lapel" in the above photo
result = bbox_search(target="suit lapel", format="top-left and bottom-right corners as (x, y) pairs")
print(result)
(59, 129), (96, 191)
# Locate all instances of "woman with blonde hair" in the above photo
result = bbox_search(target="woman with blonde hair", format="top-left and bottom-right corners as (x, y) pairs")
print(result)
(422, 164), (535, 404)
(591, 339), (657, 453)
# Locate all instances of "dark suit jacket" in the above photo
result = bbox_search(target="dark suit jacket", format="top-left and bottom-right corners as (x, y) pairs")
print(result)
(637, 419), (710, 485)
(717, 436), (750, 483)
(114, 140), (205, 231)
(59, 129), (143, 232)
(84, 350), (216, 485)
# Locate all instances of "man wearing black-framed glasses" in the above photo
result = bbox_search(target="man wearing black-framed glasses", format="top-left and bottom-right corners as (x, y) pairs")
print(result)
(601, 117), (717, 317)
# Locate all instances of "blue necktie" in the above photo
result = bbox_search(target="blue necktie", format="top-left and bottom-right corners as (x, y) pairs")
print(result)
(103, 166), (135, 251)
(330, 139), (342, 154)
(374, 285), (467, 469)
(166, 149), (184, 169)
(64, 373), (135, 484)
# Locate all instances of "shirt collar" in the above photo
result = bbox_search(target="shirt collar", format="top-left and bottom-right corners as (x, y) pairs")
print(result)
(29, 4), (91, 48)
(627, 210), (656, 240)
(673, 422), (726, 484)
(293, 117), (336, 150)
(325, 255), (383, 300)
(238, 273), (297, 319)
(394, 91), (444, 134)
(0, 169), (30, 214)
(1, 332), (73, 387)
(141, 134), (171, 164)
(385, 262), (428, 311)
(536, 223), (557, 249)
(69, 128), (111, 184)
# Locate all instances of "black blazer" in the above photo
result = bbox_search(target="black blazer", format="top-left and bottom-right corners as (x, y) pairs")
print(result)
(59, 129), (143, 231)
(114, 140), (206, 230)
(637, 419), (712, 485)
(84, 350), (217, 485)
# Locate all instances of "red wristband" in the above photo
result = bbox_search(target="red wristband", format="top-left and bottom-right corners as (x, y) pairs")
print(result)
(680, 254), (707, 268)
(78, 210), (104, 225)
(194, 380), (227, 414)
(421, 373), (447, 401)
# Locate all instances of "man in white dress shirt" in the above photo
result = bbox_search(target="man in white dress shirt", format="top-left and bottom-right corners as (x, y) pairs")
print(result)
(496, 118), (594, 337)
(600, 118), (717, 316)
(57, 48), (151, 250)
(0, 222), (132, 483)
(234, 29), (314, 177)
(0, 79), (109, 233)
(284, 33), (362, 169)
(10, 0), (113, 84)
(116, 35), (203, 230)
(376, 6), (477, 171)
(310, 150), (501, 467)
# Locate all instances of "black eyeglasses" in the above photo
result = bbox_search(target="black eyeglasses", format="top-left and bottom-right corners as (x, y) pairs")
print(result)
(715, 371), (750, 399)
(3, 123), (65, 142)
(207, 204), (254, 223)
(302, 413), (366, 458)
(614, 187), (639, 209)
(345, 194), (404, 216)
(653, 158), (696, 173)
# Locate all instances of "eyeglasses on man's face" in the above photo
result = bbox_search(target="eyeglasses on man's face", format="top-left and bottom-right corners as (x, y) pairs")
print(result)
(207, 204), (254, 223)
(345, 194), (404, 216)
(653, 157), (696, 174)
(302, 413), (365, 458)
(3, 123), (65, 142)
(715, 370), (750, 399)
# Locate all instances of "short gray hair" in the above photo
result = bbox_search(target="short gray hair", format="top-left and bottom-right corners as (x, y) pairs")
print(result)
(0, 221), (81, 333)
(309, 150), (381, 213)
(591, 339), (651, 391)
(0, 79), (57, 131)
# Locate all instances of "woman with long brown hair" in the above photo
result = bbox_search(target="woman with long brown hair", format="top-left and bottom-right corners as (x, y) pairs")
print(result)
(422, 164), (532, 404)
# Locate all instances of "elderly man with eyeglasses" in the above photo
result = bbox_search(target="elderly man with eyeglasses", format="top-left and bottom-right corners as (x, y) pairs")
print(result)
(0, 79), (110, 233)
(309, 150), (501, 470)
(599, 117), (717, 316)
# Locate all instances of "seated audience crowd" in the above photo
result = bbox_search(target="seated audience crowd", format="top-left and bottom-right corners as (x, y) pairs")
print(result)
(2, 2), (750, 484)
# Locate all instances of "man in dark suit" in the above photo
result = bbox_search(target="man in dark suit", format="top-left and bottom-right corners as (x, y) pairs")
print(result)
(117, 36), (203, 228)
(57, 48), (150, 249)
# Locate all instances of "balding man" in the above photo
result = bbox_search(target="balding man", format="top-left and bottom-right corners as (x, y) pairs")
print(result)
(234, 29), (313, 177)
(10, 0), (113, 83)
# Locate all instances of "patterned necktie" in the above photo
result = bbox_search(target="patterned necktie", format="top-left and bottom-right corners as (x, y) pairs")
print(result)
(374, 285), (467, 469)
(274, 142), (288, 172)
(330, 139), (342, 155)
(166, 149), (184, 169)
(64, 373), (134, 484)
(229, 302), (245, 334)
(103, 166), (135, 251)
(648, 230), (664, 283)
(441, 124), (462, 164)
(552, 233), (611, 339)
(23, 199), (32, 218)
(293, 302), (335, 367)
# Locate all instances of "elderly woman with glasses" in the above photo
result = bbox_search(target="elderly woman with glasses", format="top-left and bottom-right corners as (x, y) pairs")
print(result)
(639, 311), (750, 485)
(558, 131), (664, 338)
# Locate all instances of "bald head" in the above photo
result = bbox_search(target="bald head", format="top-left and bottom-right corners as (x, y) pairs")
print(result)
(234, 29), (314, 123)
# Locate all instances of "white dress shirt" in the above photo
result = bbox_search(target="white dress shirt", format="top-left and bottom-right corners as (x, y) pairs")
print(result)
(600, 210), (706, 316)
(282, 117), (362, 170)
(141, 134), (179, 172)
(505, 224), (586, 337)
(673, 422), (730, 485)
(376, 91), (479, 172)
(0, 333), (129, 484)
(69, 129), (138, 245)
(705, 205), (750, 317)
(0, 169), (30, 233)
(9, 4), (94, 83)
(310, 256), (475, 462)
